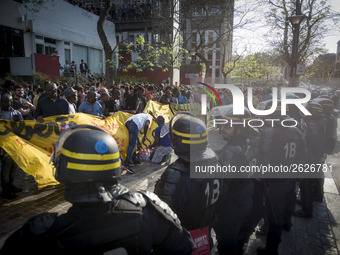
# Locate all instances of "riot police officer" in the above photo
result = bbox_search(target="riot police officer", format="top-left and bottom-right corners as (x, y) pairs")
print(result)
(256, 101), (307, 255)
(0, 125), (194, 255)
(312, 97), (337, 201)
(295, 100), (326, 217)
(154, 113), (220, 254)
(210, 105), (258, 255)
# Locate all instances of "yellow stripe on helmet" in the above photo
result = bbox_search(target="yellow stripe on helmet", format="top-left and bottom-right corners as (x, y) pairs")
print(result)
(181, 136), (208, 144)
(221, 115), (252, 121)
(172, 129), (207, 138)
(61, 148), (120, 161)
(66, 161), (121, 171)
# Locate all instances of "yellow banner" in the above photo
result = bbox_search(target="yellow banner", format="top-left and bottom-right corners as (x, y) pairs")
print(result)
(0, 100), (192, 189)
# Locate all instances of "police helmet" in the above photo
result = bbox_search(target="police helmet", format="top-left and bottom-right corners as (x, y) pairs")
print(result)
(170, 112), (208, 153)
(305, 101), (324, 116)
(51, 125), (121, 185)
(211, 104), (252, 122)
(311, 89), (320, 99)
(313, 97), (336, 115)
(264, 100), (289, 118)
(320, 88), (328, 96)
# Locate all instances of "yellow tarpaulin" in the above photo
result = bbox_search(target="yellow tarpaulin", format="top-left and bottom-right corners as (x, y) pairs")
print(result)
(0, 100), (193, 189)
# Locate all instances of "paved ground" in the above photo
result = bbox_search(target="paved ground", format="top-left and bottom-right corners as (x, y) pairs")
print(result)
(0, 130), (340, 254)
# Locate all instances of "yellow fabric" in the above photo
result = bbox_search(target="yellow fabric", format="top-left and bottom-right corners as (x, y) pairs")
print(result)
(0, 100), (198, 189)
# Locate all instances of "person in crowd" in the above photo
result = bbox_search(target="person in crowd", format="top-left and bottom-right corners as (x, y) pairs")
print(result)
(11, 84), (36, 120)
(33, 87), (45, 108)
(295, 100), (326, 218)
(74, 85), (86, 108)
(159, 89), (171, 104)
(98, 87), (110, 112)
(0, 125), (195, 254)
(87, 69), (95, 82)
(1, 80), (15, 96)
(154, 113), (220, 254)
(22, 83), (34, 102)
(312, 97), (338, 200)
(124, 85), (147, 113)
(124, 112), (151, 173)
(145, 85), (154, 101)
(78, 91), (103, 117)
(255, 101), (307, 255)
(63, 87), (78, 114)
(0, 94), (23, 199)
(35, 83), (69, 123)
(79, 59), (88, 76)
(63, 60), (71, 77)
(70, 61), (77, 77)
(170, 88), (181, 104)
(104, 89), (121, 117)
(149, 116), (172, 164)
(210, 105), (258, 255)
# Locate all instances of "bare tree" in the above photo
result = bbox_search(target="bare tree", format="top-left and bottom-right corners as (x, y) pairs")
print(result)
(178, 0), (258, 82)
(264, 0), (340, 69)
(97, 0), (115, 87)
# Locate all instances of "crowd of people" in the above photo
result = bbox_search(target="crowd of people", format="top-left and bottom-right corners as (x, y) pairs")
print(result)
(0, 77), (340, 254)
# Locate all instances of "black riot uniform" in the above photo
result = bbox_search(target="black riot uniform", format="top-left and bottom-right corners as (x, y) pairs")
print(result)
(295, 101), (326, 218)
(256, 101), (307, 255)
(0, 125), (194, 255)
(154, 113), (221, 252)
(210, 105), (258, 255)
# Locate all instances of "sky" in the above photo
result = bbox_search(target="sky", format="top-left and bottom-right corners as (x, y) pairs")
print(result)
(324, 0), (340, 53)
(233, 0), (340, 54)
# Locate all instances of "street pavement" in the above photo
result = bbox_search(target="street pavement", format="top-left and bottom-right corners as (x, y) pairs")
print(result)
(0, 129), (340, 254)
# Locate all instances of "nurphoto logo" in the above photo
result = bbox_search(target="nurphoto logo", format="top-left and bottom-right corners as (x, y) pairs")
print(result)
(200, 83), (311, 116)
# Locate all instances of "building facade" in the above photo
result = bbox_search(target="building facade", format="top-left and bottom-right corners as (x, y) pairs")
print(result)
(1, 0), (116, 79)
(77, 0), (234, 85)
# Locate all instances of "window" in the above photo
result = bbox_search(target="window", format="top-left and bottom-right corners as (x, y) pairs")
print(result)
(0, 26), (24, 57)
(44, 37), (56, 44)
(45, 46), (55, 55)
(215, 68), (220, 78)
(64, 49), (71, 63)
(36, 44), (44, 54)
(12, 33), (24, 56)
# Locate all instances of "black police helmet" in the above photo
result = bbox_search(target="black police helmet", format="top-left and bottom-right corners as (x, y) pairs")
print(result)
(313, 97), (335, 115)
(265, 100), (289, 118)
(51, 125), (121, 185)
(170, 112), (208, 154)
(211, 104), (252, 122)
(305, 101), (324, 117)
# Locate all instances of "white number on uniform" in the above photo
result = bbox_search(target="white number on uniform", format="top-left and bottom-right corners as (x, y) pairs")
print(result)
(205, 179), (220, 207)
(284, 142), (296, 158)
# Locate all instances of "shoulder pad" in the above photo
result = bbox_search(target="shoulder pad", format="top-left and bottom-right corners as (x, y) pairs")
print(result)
(167, 160), (188, 173)
(138, 190), (182, 230)
(120, 192), (147, 208)
(26, 213), (58, 235)
(160, 167), (182, 183)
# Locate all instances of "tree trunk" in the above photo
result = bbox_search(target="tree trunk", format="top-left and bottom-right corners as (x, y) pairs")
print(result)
(97, 0), (114, 87)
